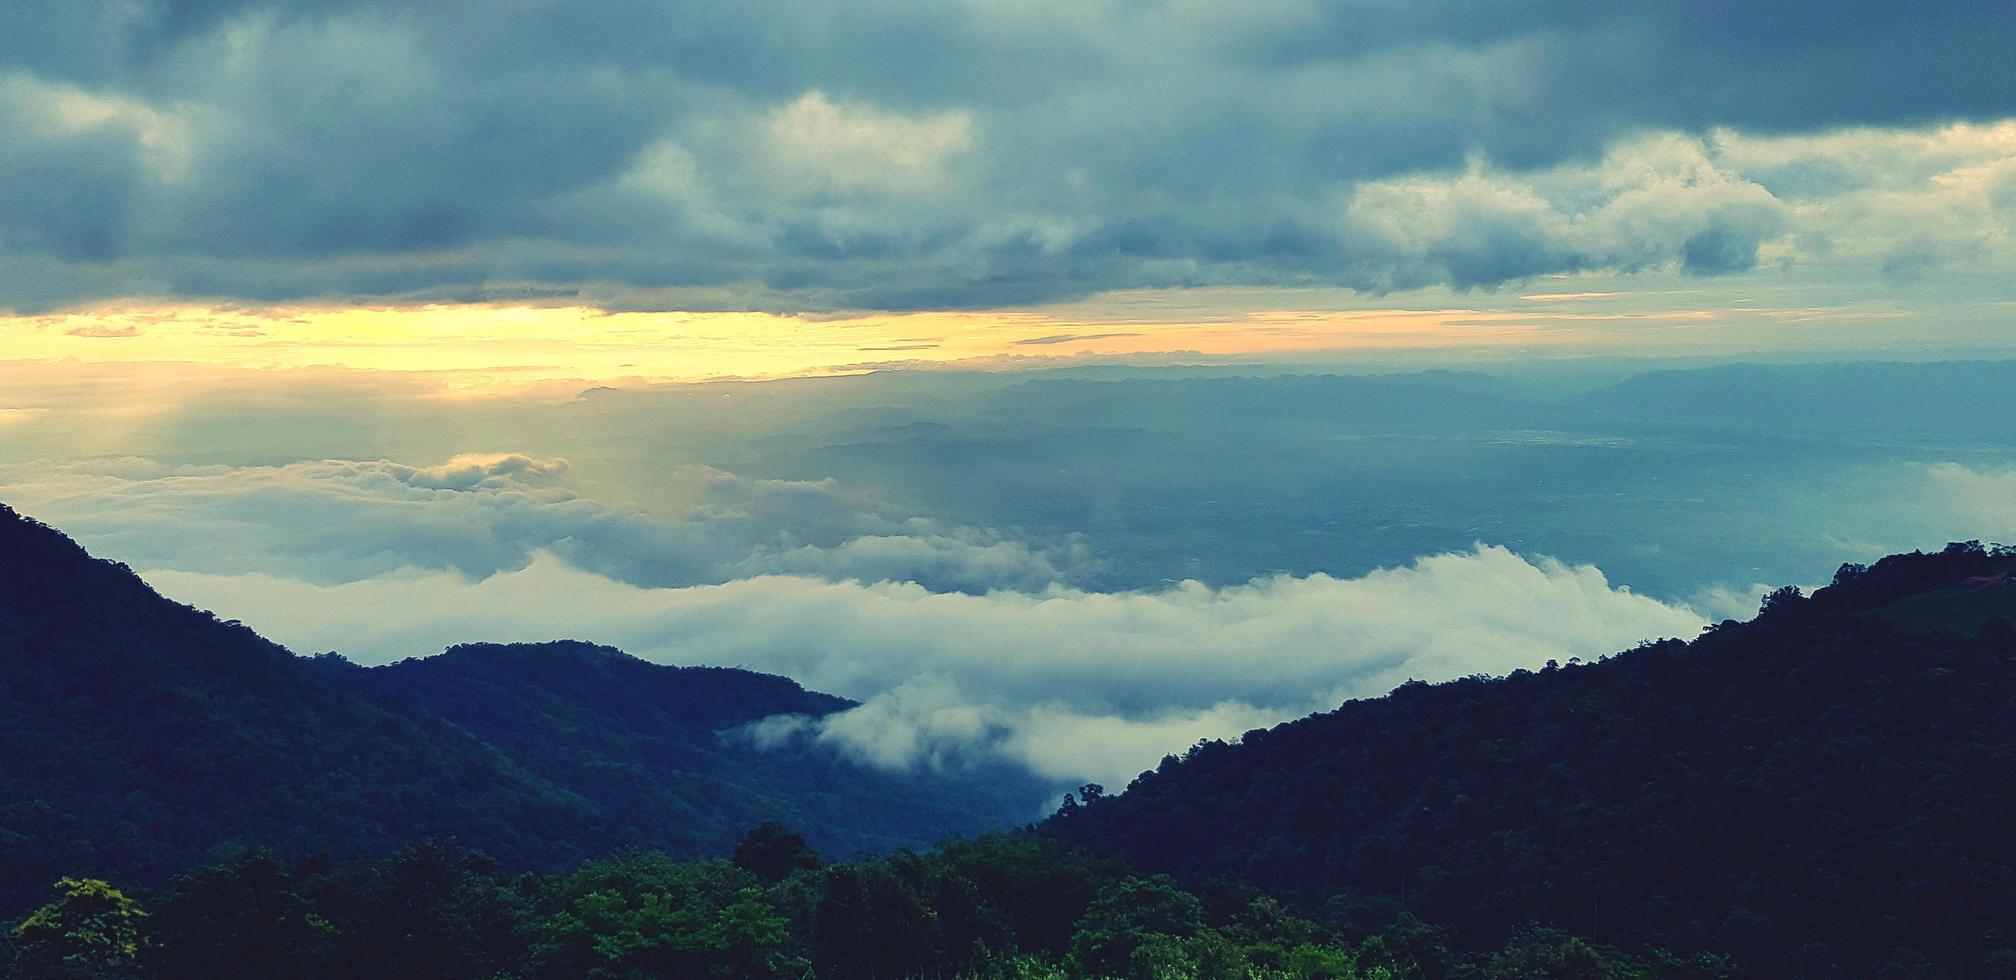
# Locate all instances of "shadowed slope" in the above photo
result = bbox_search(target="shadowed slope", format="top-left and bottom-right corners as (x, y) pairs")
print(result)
(1047, 541), (2016, 977)
(0, 505), (1035, 913)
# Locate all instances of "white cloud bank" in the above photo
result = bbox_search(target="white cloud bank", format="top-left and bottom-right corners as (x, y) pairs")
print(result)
(1924, 464), (2016, 532)
(142, 544), (1707, 790)
(11, 450), (2003, 792)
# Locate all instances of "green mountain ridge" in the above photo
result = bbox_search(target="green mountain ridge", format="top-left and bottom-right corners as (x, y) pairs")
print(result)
(1045, 540), (2016, 977)
(0, 503), (1034, 915)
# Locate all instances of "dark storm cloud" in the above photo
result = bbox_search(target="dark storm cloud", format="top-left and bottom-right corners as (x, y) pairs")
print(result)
(0, 0), (2011, 310)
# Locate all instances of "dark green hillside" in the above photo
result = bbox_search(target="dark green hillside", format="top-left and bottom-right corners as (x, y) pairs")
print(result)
(0, 504), (604, 909)
(1048, 541), (2016, 978)
(0, 504), (1030, 914)
(339, 641), (1045, 857)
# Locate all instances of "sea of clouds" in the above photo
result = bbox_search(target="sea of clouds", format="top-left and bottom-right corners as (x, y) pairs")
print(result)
(6, 449), (2003, 790)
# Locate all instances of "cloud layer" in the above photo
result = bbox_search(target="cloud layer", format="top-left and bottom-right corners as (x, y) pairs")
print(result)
(0, 454), (1089, 593)
(139, 544), (1705, 790)
(1923, 464), (2016, 534)
(0, 2), (2013, 310)
(5, 446), (2001, 791)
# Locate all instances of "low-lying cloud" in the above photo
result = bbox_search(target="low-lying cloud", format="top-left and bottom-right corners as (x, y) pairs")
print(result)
(0, 453), (1089, 594)
(6, 443), (1997, 793)
(140, 544), (1707, 791)
(1924, 463), (2016, 532)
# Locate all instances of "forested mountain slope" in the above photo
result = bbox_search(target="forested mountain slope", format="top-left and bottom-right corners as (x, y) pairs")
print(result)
(331, 640), (1043, 857)
(0, 504), (1030, 914)
(1048, 542), (2016, 978)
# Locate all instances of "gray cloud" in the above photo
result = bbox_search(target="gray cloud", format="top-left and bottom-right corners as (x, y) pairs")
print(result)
(0, 2), (2012, 310)
(1334, 133), (1793, 288)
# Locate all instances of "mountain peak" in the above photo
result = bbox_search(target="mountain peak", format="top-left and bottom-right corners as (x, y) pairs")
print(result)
(0, 504), (154, 609)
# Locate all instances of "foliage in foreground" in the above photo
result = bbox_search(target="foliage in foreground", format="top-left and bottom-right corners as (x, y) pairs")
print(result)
(3, 829), (1732, 980)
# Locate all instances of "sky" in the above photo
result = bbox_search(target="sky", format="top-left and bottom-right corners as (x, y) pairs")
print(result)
(3, 1), (2014, 802)
(1, 0), (2013, 373)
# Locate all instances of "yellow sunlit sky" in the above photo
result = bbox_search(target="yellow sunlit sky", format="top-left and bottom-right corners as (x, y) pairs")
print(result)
(0, 280), (1966, 388)
(0, 301), (1571, 384)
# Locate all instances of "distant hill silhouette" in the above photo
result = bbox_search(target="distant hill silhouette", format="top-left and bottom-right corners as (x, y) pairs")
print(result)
(1046, 540), (2016, 977)
(1579, 360), (2016, 442)
(0, 504), (1036, 913)
(998, 370), (1564, 433)
(330, 641), (1031, 858)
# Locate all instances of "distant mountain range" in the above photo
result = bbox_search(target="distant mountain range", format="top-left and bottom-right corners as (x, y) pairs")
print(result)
(0, 504), (1039, 913)
(1577, 360), (2016, 442)
(1046, 540), (2016, 977)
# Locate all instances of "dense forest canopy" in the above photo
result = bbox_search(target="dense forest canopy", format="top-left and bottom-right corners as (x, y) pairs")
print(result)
(4, 833), (1736, 980)
(1048, 542), (2016, 978)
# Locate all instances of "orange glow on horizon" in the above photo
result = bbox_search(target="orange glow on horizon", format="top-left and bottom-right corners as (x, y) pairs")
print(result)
(0, 300), (1595, 386)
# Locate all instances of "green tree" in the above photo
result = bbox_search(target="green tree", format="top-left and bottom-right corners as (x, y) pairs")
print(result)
(1128, 932), (1200, 979)
(1280, 941), (1384, 980)
(1068, 876), (1205, 979)
(1459, 928), (1647, 980)
(143, 849), (335, 979)
(10, 877), (149, 979)
(532, 857), (767, 978)
(731, 822), (823, 885)
(705, 887), (808, 979)
(309, 841), (532, 979)
(813, 862), (939, 979)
